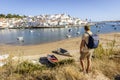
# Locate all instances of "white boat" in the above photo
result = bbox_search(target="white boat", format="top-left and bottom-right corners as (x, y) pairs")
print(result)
(17, 37), (24, 42)
(30, 30), (33, 33)
(76, 31), (80, 35)
(66, 34), (71, 38)
(68, 28), (72, 32)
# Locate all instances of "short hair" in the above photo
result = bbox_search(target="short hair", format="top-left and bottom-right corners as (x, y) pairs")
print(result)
(84, 25), (90, 31)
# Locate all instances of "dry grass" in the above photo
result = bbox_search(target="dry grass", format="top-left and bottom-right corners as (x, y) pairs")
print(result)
(1, 54), (119, 80)
(93, 38), (120, 79)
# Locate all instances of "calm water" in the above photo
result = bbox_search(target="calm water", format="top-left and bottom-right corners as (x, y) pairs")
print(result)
(0, 22), (120, 45)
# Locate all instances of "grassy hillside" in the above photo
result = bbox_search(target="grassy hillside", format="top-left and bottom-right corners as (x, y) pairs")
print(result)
(0, 44), (119, 80)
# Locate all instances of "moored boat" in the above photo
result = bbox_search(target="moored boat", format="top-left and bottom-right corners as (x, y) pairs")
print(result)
(17, 37), (24, 42)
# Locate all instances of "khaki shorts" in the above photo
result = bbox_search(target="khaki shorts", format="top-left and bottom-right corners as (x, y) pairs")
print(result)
(80, 49), (94, 60)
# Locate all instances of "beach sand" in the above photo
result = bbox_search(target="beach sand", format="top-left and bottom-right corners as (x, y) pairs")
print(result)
(0, 32), (120, 61)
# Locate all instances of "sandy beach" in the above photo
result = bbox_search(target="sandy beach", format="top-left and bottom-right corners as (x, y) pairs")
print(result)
(0, 32), (120, 61)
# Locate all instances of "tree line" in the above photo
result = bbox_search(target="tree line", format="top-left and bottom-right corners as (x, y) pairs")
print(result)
(0, 13), (26, 18)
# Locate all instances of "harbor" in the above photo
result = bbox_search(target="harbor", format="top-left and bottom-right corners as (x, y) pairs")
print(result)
(0, 21), (120, 45)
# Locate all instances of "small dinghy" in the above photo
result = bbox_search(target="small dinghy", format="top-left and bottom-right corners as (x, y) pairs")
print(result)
(47, 54), (58, 64)
(17, 37), (24, 42)
(76, 31), (80, 35)
(54, 48), (72, 57)
(66, 34), (71, 38)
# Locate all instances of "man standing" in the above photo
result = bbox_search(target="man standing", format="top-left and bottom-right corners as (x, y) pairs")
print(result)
(80, 25), (94, 73)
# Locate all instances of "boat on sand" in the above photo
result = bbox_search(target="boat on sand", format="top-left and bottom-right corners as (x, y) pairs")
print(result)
(47, 54), (58, 64)
(53, 48), (72, 57)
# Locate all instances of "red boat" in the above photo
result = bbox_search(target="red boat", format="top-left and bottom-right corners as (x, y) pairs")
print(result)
(47, 54), (58, 64)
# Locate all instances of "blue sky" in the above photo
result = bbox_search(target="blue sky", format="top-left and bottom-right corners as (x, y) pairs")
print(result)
(0, 0), (120, 21)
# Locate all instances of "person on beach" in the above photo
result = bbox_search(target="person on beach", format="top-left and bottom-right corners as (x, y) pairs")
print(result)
(80, 25), (94, 73)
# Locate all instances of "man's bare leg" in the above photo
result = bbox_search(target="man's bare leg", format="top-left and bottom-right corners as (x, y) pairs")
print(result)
(80, 59), (85, 72)
(86, 57), (91, 73)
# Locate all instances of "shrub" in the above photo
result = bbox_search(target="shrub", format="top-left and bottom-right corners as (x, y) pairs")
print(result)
(94, 44), (105, 58)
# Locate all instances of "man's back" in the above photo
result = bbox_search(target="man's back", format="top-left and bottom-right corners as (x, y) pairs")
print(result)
(81, 31), (94, 53)
(82, 31), (92, 45)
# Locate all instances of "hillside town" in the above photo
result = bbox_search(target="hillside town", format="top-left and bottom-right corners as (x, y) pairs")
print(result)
(0, 14), (88, 28)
